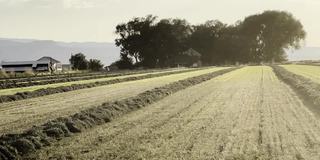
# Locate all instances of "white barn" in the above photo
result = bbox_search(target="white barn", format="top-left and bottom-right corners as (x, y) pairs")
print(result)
(1, 56), (62, 73)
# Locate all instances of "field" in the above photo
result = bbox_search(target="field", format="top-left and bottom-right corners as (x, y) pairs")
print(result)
(0, 67), (227, 134)
(0, 68), (194, 95)
(280, 64), (320, 83)
(1, 65), (320, 160)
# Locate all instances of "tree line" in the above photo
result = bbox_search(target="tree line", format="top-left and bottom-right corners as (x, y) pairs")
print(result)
(69, 53), (104, 71)
(114, 10), (306, 68)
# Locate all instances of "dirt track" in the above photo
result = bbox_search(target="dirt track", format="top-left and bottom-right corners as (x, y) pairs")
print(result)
(32, 66), (320, 160)
(0, 67), (226, 135)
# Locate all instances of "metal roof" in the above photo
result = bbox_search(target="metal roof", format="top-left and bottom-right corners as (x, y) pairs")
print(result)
(37, 57), (61, 63)
(1, 61), (38, 65)
(1, 57), (60, 66)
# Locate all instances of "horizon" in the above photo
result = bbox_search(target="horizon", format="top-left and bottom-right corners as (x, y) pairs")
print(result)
(0, 0), (319, 47)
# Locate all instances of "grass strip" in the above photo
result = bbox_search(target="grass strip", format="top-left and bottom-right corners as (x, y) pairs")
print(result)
(0, 67), (238, 160)
(271, 65), (320, 107)
(0, 68), (190, 89)
(0, 68), (201, 104)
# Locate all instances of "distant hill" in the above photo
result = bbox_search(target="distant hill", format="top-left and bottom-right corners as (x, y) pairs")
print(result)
(287, 47), (320, 61)
(0, 38), (319, 65)
(0, 38), (120, 66)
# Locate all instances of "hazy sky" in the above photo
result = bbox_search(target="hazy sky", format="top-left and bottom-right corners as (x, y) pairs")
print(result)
(0, 0), (319, 47)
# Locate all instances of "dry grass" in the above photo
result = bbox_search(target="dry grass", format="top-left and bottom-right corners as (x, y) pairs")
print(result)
(0, 68), (193, 96)
(272, 65), (320, 108)
(0, 67), (236, 159)
(280, 64), (320, 83)
(0, 67), (228, 135)
(0, 71), (8, 79)
(32, 66), (320, 160)
(0, 68), (207, 104)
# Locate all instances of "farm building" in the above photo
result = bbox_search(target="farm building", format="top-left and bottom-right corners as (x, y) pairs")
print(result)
(62, 64), (73, 71)
(175, 48), (202, 67)
(0, 56), (62, 73)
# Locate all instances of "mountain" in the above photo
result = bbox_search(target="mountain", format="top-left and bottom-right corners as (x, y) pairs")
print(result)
(0, 38), (120, 66)
(287, 47), (320, 61)
(0, 38), (319, 65)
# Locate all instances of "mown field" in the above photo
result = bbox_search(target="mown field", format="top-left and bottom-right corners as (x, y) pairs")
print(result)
(0, 68), (193, 95)
(1, 65), (320, 160)
(280, 64), (320, 83)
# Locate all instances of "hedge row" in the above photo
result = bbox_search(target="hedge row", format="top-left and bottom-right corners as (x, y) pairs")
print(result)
(0, 69), (189, 89)
(0, 67), (238, 160)
(0, 68), (202, 104)
(272, 65), (320, 107)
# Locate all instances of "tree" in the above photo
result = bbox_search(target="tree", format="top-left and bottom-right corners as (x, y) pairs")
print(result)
(189, 20), (226, 65)
(114, 11), (306, 68)
(239, 11), (306, 62)
(152, 18), (192, 67)
(112, 54), (134, 69)
(88, 59), (104, 71)
(115, 16), (192, 68)
(115, 15), (157, 65)
(69, 53), (88, 70)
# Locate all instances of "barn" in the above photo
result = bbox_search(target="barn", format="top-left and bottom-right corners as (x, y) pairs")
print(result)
(0, 56), (62, 73)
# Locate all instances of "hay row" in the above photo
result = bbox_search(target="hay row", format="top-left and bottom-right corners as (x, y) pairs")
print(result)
(0, 68), (201, 104)
(271, 65), (320, 107)
(0, 67), (238, 160)
(0, 68), (195, 89)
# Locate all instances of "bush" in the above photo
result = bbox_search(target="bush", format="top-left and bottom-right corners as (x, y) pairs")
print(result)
(88, 59), (104, 71)
(24, 70), (35, 77)
(112, 56), (134, 69)
(8, 71), (15, 78)
(69, 53), (88, 70)
(0, 70), (8, 78)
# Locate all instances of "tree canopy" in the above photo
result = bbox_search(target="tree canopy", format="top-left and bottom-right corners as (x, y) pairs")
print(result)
(70, 53), (105, 71)
(115, 11), (306, 68)
(88, 59), (104, 71)
(69, 53), (88, 70)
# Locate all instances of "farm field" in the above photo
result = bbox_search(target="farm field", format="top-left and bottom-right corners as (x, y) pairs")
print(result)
(281, 64), (320, 83)
(0, 68), (193, 89)
(30, 66), (320, 160)
(0, 67), (227, 134)
(0, 67), (194, 95)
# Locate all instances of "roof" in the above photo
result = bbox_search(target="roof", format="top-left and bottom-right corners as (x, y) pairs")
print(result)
(37, 57), (61, 63)
(1, 57), (61, 67)
(181, 48), (201, 57)
(1, 61), (38, 65)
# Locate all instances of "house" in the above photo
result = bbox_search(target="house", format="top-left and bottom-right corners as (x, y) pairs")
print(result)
(37, 56), (62, 72)
(0, 56), (62, 73)
(175, 48), (202, 67)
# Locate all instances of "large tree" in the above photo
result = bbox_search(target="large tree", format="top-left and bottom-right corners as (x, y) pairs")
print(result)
(69, 53), (88, 70)
(114, 11), (306, 68)
(239, 11), (306, 62)
(189, 20), (226, 65)
(115, 15), (157, 64)
(115, 15), (192, 68)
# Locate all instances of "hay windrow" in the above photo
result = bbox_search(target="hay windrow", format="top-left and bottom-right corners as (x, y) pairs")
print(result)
(0, 68), (203, 104)
(0, 68), (194, 89)
(271, 65), (320, 108)
(0, 67), (238, 160)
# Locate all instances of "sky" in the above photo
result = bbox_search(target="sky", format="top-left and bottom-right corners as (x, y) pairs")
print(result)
(0, 0), (319, 47)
